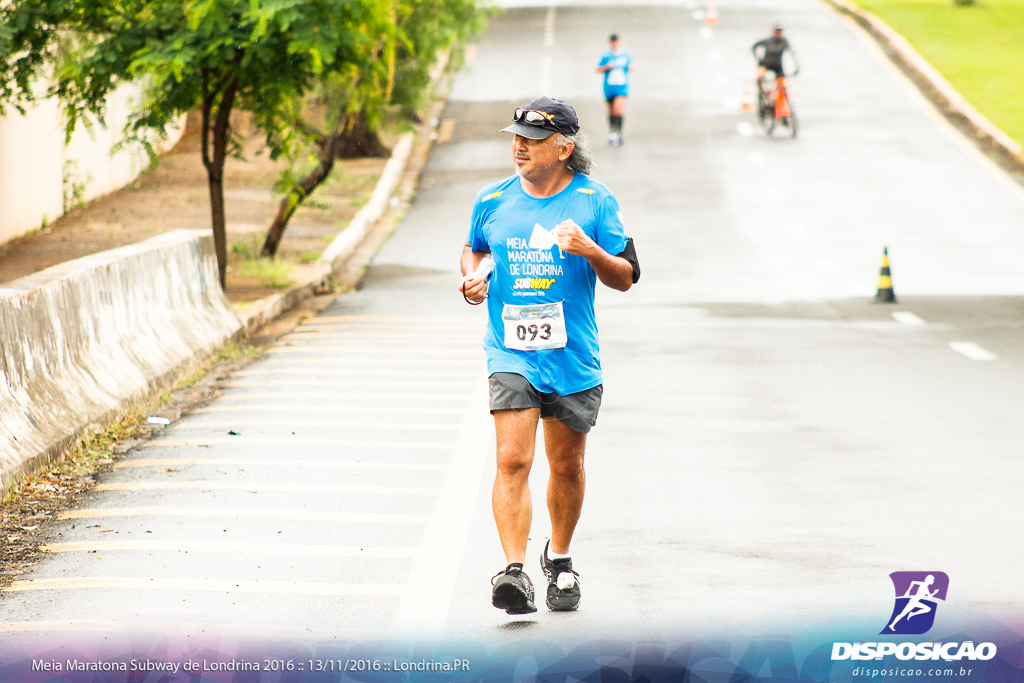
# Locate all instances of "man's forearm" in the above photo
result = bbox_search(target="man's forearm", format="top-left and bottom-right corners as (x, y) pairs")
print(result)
(585, 247), (633, 292)
(461, 244), (490, 276)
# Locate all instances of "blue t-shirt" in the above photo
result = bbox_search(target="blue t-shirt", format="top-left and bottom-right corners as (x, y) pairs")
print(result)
(598, 50), (633, 97)
(467, 173), (630, 395)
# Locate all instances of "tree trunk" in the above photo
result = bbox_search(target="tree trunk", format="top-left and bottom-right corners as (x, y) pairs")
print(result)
(262, 134), (341, 257)
(200, 71), (238, 290)
(336, 108), (390, 159)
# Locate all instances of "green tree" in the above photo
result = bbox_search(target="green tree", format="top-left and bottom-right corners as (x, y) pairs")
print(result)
(0, 0), (387, 288)
(260, 0), (488, 257)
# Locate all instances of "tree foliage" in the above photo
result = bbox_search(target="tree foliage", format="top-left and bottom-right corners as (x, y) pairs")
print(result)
(260, 0), (488, 256)
(0, 0), (488, 281)
(1, 0), (390, 287)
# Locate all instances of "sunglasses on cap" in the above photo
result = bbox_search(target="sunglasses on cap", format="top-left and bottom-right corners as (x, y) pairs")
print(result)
(513, 108), (563, 132)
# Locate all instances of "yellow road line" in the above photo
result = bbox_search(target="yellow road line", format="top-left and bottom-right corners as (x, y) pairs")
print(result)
(94, 481), (439, 495)
(174, 420), (458, 431)
(222, 378), (473, 389)
(436, 119), (456, 142)
(195, 404), (464, 415)
(143, 437), (451, 449)
(114, 458), (448, 471)
(42, 541), (416, 557)
(2, 577), (405, 596)
(57, 507), (428, 524)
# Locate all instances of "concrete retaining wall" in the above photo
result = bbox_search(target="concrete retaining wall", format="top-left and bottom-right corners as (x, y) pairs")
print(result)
(0, 230), (243, 493)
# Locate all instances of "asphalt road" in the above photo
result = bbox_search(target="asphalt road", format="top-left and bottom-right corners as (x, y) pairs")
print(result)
(3, 0), (1024, 653)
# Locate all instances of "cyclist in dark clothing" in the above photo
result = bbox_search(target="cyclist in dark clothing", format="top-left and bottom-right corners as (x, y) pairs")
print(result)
(752, 23), (798, 92)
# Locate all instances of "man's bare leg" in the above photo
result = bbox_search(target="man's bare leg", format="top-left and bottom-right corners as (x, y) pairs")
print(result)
(543, 417), (587, 555)
(492, 407), (541, 565)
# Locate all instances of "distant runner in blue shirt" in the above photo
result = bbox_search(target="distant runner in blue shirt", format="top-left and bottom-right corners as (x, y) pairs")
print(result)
(459, 96), (640, 616)
(596, 34), (633, 146)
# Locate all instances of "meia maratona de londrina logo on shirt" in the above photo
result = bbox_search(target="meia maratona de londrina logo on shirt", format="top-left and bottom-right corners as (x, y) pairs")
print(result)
(831, 572), (997, 662)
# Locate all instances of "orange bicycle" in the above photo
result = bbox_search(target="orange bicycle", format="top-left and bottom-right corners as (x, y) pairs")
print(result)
(757, 73), (798, 138)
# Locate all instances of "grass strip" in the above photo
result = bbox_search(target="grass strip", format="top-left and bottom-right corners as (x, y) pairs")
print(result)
(852, 0), (1024, 146)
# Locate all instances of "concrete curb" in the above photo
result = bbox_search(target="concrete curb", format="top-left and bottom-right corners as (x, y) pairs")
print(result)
(235, 133), (416, 336)
(823, 0), (1024, 173)
(0, 230), (244, 494)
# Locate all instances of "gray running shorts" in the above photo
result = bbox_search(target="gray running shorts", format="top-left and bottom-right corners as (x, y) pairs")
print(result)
(488, 372), (603, 434)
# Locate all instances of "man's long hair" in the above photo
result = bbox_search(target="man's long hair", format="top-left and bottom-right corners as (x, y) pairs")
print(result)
(557, 133), (594, 175)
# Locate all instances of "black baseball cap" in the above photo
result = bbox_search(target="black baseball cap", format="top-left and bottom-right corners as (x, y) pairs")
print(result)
(500, 96), (580, 140)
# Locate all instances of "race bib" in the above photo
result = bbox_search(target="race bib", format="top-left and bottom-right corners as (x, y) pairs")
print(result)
(502, 302), (567, 351)
(607, 68), (627, 86)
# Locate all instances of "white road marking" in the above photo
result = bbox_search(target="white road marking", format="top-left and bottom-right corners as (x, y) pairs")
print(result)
(240, 361), (481, 375)
(949, 341), (997, 361)
(209, 391), (469, 403)
(392, 370), (491, 634)
(709, 49), (721, 62)
(114, 458), (449, 472)
(2, 577), (406, 596)
(0, 619), (387, 638)
(222, 377), (474, 389)
(175, 420), (458, 431)
(736, 122), (754, 137)
(692, 9), (705, 20)
(700, 26), (714, 40)
(266, 345), (480, 356)
(42, 541), (418, 557)
(58, 507), (428, 524)
(284, 331), (481, 341)
(891, 311), (926, 326)
(94, 481), (440, 495)
(144, 437), (452, 449)
(195, 404), (464, 415)
(543, 6), (555, 47)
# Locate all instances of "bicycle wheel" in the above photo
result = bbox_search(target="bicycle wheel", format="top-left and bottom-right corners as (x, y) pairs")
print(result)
(782, 97), (798, 139)
(757, 93), (775, 134)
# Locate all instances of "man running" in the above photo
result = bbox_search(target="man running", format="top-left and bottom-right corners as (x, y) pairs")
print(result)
(458, 96), (640, 614)
(752, 23), (798, 93)
(596, 34), (633, 146)
(888, 574), (940, 631)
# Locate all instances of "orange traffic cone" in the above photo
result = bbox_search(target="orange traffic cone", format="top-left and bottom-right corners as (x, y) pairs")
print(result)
(874, 247), (897, 303)
(705, 0), (719, 25)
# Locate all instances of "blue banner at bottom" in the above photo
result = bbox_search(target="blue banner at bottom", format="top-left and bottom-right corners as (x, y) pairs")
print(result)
(1, 612), (1021, 683)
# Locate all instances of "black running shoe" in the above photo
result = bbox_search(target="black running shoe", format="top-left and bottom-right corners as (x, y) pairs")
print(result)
(491, 563), (538, 614)
(540, 541), (581, 611)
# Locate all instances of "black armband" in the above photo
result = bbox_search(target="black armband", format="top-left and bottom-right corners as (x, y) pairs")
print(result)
(616, 237), (640, 284)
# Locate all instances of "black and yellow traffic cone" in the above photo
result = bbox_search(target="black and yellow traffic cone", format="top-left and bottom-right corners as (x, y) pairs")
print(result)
(874, 246), (897, 303)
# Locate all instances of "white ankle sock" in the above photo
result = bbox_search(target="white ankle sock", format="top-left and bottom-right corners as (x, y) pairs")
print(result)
(546, 543), (571, 561)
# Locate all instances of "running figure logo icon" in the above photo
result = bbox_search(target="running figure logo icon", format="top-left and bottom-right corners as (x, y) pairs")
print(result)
(881, 571), (949, 635)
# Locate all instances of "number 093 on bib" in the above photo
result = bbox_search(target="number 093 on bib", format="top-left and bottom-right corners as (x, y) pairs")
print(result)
(502, 302), (568, 351)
